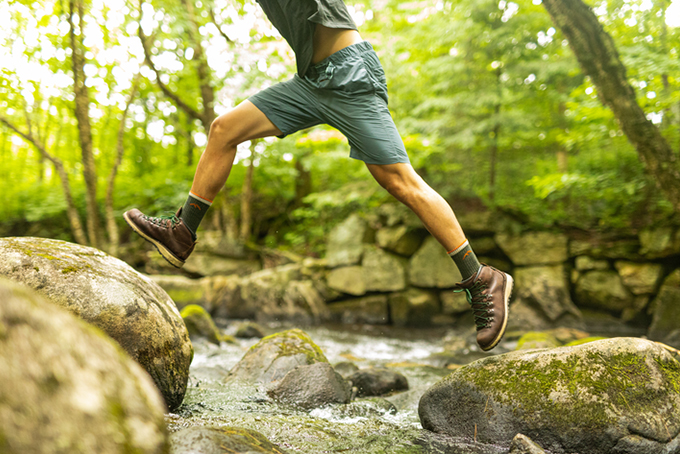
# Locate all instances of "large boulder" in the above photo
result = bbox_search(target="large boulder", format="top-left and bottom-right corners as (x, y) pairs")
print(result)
(326, 266), (366, 296)
(389, 288), (440, 326)
(183, 252), (262, 277)
(170, 426), (287, 454)
(408, 236), (461, 288)
(496, 232), (567, 266)
(614, 261), (664, 295)
(569, 236), (641, 260)
(326, 215), (372, 268)
(362, 247), (406, 292)
(648, 269), (680, 346)
(0, 278), (168, 454)
(419, 338), (680, 453)
(0, 237), (192, 411)
(375, 225), (426, 256)
(574, 270), (634, 312)
(267, 362), (351, 409)
(507, 265), (583, 332)
(226, 329), (328, 384)
(639, 227), (680, 259)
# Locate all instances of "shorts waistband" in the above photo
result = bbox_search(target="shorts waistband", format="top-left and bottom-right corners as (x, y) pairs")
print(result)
(308, 40), (374, 72)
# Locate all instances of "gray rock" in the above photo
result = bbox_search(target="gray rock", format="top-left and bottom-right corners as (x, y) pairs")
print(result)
(508, 265), (583, 332)
(375, 225), (426, 256)
(639, 227), (680, 258)
(509, 434), (547, 454)
(326, 266), (366, 296)
(419, 338), (680, 454)
(327, 215), (371, 268)
(575, 270), (634, 312)
(180, 304), (221, 344)
(235, 321), (266, 338)
(349, 367), (409, 397)
(170, 426), (288, 454)
(614, 261), (664, 295)
(409, 236), (461, 288)
(362, 246), (407, 292)
(0, 237), (192, 411)
(328, 295), (389, 325)
(333, 361), (359, 378)
(574, 256), (609, 271)
(150, 274), (209, 311)
(0, 278), (168, 454)
(496, 232), (568, 266)
(227, 329), (328, 384)
(388, 288), (440, 326)
(648, 270), (680, 346)
(267, 362), (351, 409)
(184, 252), (261, 277)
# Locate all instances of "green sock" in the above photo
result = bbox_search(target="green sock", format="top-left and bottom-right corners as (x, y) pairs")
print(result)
(180, 192), (212, 239)
(448, 240), (482, 281)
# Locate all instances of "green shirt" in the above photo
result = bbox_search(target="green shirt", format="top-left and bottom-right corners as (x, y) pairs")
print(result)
(256, 0), (358, 77)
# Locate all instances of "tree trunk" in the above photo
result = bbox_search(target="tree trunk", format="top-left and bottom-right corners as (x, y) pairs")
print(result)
(69, 0), (102, 247)
(293, 153), (312, 208)
(542, 0), (680, 213)
(105, 74), (141, 257)
(239, 141), (257, 243)
(0, 116), (88, 245)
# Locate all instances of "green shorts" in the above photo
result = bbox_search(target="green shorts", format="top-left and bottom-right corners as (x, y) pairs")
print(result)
(249, 41), (410, 165)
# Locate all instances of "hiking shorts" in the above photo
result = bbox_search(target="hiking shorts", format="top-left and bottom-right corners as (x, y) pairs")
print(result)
(249, 41), (410, 165)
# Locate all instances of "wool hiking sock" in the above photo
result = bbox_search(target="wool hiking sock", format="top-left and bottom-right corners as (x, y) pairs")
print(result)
(180, 191), (212, 239)
(448, 239), (482, 281)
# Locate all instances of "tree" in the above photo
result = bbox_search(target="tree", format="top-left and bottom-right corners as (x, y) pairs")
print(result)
(542, 0), (680, 213)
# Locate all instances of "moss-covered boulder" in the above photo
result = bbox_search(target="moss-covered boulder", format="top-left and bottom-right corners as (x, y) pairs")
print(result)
(226, 329), (328, 384)
(648, 269), (680, 347)
(0, 278), (168, 454)
(419, 338), (680, 453)
(170, 426), (287, 454)
(180, 304), (221, 344)
(235, 321), (266, 338)
(0, 237), (192, 411)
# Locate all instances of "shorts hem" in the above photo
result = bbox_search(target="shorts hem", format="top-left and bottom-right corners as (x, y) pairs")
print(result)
(249, 97), (289, 139)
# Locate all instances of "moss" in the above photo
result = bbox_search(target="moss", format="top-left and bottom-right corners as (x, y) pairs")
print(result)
(253, 329), (328, 364)
(515, 331), (560, 350)
(61, 264), (93, 274)
(180, 304), (220, 345)
(33, 266), (39, 272)
(564, 336), (608, 347)
(451, 345), (678, 433)
(166, 289), (204, 305)
(35, 253), (59, 260)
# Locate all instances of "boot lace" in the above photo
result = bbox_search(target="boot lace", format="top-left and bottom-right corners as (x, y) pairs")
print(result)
(455, 280), (494, 329)
(143, 213), (180, 229)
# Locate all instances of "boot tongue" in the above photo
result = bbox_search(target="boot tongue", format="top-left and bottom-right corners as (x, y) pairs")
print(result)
(459, 266), (484, 287)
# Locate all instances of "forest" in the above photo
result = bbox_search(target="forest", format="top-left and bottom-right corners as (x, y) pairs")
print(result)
(0, 0), (679, 257)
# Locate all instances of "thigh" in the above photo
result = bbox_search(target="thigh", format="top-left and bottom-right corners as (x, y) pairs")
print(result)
(214, 100), (285, 144)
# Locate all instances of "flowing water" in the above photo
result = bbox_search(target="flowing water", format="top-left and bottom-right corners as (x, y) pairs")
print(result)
(167, 323), (509, 453)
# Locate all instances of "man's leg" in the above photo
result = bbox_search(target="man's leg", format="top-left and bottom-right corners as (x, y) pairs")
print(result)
(366, 162), (513, 351)
(124, 101), (282, 267)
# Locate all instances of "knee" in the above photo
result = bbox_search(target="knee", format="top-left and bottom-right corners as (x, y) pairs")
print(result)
(209, 115), (239, 149)
(381, 176), (414, 202)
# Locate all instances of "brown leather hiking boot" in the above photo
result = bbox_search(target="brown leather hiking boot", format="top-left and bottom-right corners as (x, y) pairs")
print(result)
(455, 265), (513, 351)
(123, 208), (196, 268)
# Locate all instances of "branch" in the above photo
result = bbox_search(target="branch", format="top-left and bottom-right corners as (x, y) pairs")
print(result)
(209, 5), (233, 44)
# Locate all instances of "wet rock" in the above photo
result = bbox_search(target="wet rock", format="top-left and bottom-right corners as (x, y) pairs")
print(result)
(389, 288), (440, 326)
(515, 331), (560, 350)
(327, 215), (372, 268)
(181, 304), (221, 344)
(408, 236), (461, 288)
(235, 321), (266, 339)
(184, 252), (261, 277)
(639, 226), (680, 258)
(508, 265), (583, 332)
(574, 256), (609, 271)
(0, 278), (168, 454)
(575, 270), (634, 312)
(328, 295), (389, 324)
(419, 338), (680, 453)
(0, 237), (192, 411)
(362, 247), (407, 292)
(648, 270), (680, 347)
(614, 261), (664, 295)
(326, 266), (366, 296)
(170, 426), (288, 454)
(333, 361), (359, 378)
(337, 397), (398, 417)
(227, 329), (328, 384)
(375, 225), (426, 256)
(150, 274), (209, 310)
(267, 362), (351, 409)
(509, 434), (547, 454)
(349, 367), (409, 397)
(496, 232), (568, 266)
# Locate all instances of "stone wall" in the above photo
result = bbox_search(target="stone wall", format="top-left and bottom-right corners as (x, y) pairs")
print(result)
(149, 206), (680, 347)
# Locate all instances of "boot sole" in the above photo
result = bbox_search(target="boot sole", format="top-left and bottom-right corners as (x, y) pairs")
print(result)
(480, 273), (513, 352)
(123, 211), (185, 269)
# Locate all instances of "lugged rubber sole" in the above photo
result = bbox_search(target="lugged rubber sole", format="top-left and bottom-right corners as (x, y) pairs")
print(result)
(480, 273), (514, 352)
(123, 211), (185, 269)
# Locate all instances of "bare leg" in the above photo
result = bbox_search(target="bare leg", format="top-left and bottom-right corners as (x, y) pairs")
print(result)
(190, 100), (282, 200)
(366, 162), (466, 252)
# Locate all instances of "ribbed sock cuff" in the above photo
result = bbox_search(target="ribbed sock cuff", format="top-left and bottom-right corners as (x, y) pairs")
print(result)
(449, 240), (482, 281)
(180, 192), (212, 238)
